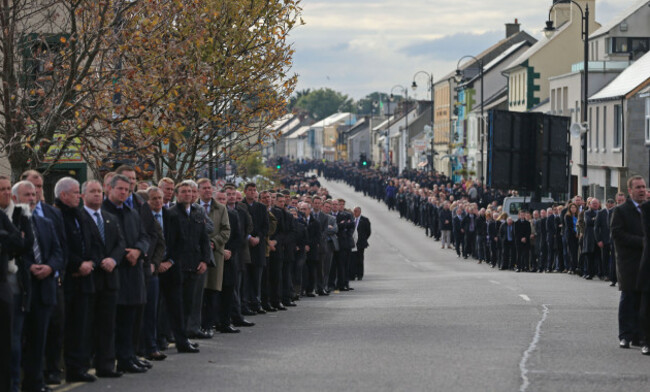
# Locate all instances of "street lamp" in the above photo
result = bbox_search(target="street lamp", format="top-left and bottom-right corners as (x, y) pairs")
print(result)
(390, 84), (408, 174)
(455, 55), (484, 183)
(544, 0), (589, 198)
(412, 71), (435, 172)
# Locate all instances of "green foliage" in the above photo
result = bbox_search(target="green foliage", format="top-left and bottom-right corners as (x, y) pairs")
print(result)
(294, 88), (351, 120)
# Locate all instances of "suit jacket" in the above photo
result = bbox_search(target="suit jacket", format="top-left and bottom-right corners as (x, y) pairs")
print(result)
(546, 214), (556, 241)
(499, 222), (515, 245)
(487, 220), (499, 244)
(223, 208), (242, 287)
(315, 211), (337, 253)
(594, 208), (611, 245)
(204, 199), (230, 292)
(80, 207), (125, 293)
(102, 199), (148, 305)
(514, 219), (531, 246)
(611, 199), (644, 291)
(305, 213), (321, 261)
(55, 199), (93, 294)
(146, 210), (166, 276)
(439, 209), (452, 231)
(246, 201), (269, 266)
(637, 201), (650, 291)
(335, 210), (355, 250)
(581, 209), (598, 254)
(166, 203), (213, 273)
(236, 202), (253, 265)
(461, 214), (477, 234)
(27, 215), (64, 306)
(356, 215), (371, 250)
(2, 206), (31, 307)
(39, 201), (66, 273)
(452, 215), (463, 237)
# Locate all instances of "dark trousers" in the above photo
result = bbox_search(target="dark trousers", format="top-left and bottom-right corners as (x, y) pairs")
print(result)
(202, 289), (219, 329)
(64, 285), (93, 374)
(477, 236), (485, 261)
(516, 243), (529, 270)
(159, 267), (188, 344)
(92, 289), (118, 373)
(306, 257), (321, 293)
(245, 264), (263, 310)
(282, 256), (295, 304)
(182, 271), (200, 334)
(609, 246), (618, 284)
(22, 292), (53, 391)
(218, 285), (235, 328)
(293, 252), (306, 294)
(546, 238), (555, 271)
(230, 265), (244, 322)
(351, 249), (365, 280)
(9, 291), (21, 392)
(320, 244), (334, 291)
(454, 233), (464, 256)
(1, 287), (10, 392)
(140, 275), (159, 355)
(115, 305), (140, 364)
(566, 237), (579, 271)
(619, 290), (641, 342)
(463, 231), (475, 258)
(583, 251), (599, 277)
(639, 291), (650, 345)
(269, 249), (284, 306)
(261, 265), (271, 307)
(45, 285), (65, 378)
(501, 241), (515, 269)
(599, 244), (610, 278)
(335, 249), (351, 290)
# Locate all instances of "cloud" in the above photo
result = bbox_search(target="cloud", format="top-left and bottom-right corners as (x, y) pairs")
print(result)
(401, 31), (505, 60)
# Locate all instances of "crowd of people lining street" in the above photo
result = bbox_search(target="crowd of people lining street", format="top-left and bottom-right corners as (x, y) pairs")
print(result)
(0, 165), (371, 392)
(283, 159), (650, 359)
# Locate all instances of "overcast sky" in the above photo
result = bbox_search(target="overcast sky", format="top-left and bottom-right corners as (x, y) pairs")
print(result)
(289, 0), (640, 100)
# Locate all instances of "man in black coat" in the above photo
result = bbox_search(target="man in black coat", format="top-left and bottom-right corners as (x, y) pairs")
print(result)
(582, 199), (600, 279)
(300, 202), (321, 296)
(218, 203), (243, 333)
(53, 177), (97, 383)
(21, 169), (67, 386)
(13, 181), (64, 392)
(269, 193), (291, 309)
(499, 217), (516, 270)
(243, 183), (269, 314)
(611, 175), (646, 349)
(332, 199), (355, 291)
(595, 199), (614, 284)
(102, 175), (150, 374)
(487, 213), (500, 267)
(166, 181), (212, 332)
(0, 176), (32, 392)
(80, 180), (127, 378)
(351, 206), (371, 280)
(514, 211), (531, 272)
(545, 207), (556, 272)
(461, 205), (477, 260)
(452, 208), (464, 258)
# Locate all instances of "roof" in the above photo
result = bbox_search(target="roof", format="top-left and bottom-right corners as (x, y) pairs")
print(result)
(345, 118), (368, 137)
(590, 0), (649, 39)
(461, 41), (531, 86)
(311, 112), (352, 128)
(287, 125), (311, 139)
(590, 51), (650, 101)
(503, 22), (571, 72)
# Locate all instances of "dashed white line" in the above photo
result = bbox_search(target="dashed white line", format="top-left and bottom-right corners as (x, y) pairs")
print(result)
(520, 304), (550, 392)
(519, 294), (531, 302)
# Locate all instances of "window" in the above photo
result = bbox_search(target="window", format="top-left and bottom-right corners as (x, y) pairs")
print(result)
(596, 106), (600, 149)
(589, 107), (593, 148)
(603, 106), (607, 150)
(645, 98), (650, 143)
(563, 87), (568, 114)
(611, 37), (650, 54)
(614, 104), (622, 148)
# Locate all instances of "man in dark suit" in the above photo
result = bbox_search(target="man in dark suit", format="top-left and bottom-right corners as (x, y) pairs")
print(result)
(300, 202), (321, 296)
(535, 210), (547, 273)
(545, 207), (556, 272)
(611, 175), (646, 349)
(219, 198), (243, 333)
(499, 217), (516, 270)
(582, 198), (600, 279)
(80, 180), (126, 378)
(461, 205), (477, 260)
(595, 199), (614, 284)
(0, 176), (32, 392)
(269, 193), (290, 309)
(243, 183), (269, 314)
(53, 177), (97, 383)
(21, 170), (67, 386)
(514, 210), (531, 272)
(638, 194), (650, 355)
(102, 175), (150, 374)
(165, 181), (212, 335)
(487, 212), (500, 268)
(351, 206), (371, 280)
(333, 199), (355, 291)
(13, 180), (64, 392)
(313, 197), (336, 296)
(452, 208), (464, 258)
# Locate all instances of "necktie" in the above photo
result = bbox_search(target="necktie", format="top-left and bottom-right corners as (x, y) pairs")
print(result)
(94, 212), (105, 242)
(203, 202), (210, 214)
(154, 212), (163, 231)
(32, 223), (42, 264)
(125, 196), (133, 209)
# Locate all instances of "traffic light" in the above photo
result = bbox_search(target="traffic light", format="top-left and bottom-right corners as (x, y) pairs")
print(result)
(359, 153), (367, 168)
(276, 157), (283, 169)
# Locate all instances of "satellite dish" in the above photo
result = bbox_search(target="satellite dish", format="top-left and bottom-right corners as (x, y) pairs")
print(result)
(570, 122), (587, 138)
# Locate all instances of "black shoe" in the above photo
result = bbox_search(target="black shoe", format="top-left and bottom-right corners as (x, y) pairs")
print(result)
(317, 290), (330, 296)
(620, 339), (631, 349)
(167, 335), (176, 343)
(272, 303), (287, 311)
(96, 369), (123, 378)
(189, 329), (213, 339)
(66, 371), (97, 383)
(233, 319), (255, 327)
(44, 373), (61, 385)
(340, 287), (349, 291)
(117, 361), (147, 373)
(177, 342), (200, 353)
(146, 351), (167, 361)
(242, 308), (257, 316)
(282, 301), (297, 307)
(610, 282), (617, 287)
(346, 286), (354, 290)
(305, 292), (316, 297)
(220, 325), (241, 334)
(642, 346), (650, 355)
(262, 304), (277, 312)
(134, 358), (153, 369)
(256, 307), (267, 314)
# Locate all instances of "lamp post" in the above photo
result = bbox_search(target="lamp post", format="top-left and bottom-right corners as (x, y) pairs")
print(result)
(412, 71), (435, 172)
(454, 55), (484, 183)
(391, 84), (408, 174)
(544, 0), (589, 198)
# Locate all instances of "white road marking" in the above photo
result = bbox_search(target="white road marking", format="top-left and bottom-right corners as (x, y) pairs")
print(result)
(520, 304), (550, 392)
(519, 294), (531, 302)
(489, 280), (501, 285)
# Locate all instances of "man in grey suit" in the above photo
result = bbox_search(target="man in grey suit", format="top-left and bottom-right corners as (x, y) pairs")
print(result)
(316, 198), (337, 295)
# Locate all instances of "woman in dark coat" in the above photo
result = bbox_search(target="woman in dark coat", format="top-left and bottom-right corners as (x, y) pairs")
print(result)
(564, 203), (579, 274)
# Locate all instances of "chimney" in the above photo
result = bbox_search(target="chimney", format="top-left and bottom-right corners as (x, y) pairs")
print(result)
(505, 18), (520, 38)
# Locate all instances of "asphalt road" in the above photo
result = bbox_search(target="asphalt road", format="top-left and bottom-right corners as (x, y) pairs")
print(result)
(59, 178), (649, 392)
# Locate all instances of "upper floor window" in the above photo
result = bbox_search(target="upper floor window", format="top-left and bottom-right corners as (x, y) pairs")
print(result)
(610, 37), (649, 56)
